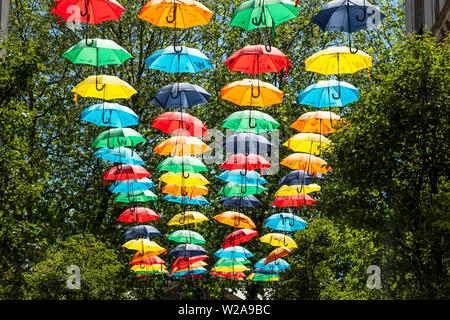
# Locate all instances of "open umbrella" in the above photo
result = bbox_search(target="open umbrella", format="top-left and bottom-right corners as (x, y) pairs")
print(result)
(210, 271), (246, 280)
(92, 128), (145, 149)
(221, 79), (283, 107)
(94, 147), (145, 165)
(290, 111), (344, 134)
(214, 246), (254, 259)
(117, 208), (160, 223)
(168, 230), (206, 244)
(220, 154), (271, 172)
(145, 46), (212, 73)
(129, 255), (165, 266)
(264, 213), (307, 232)
(260, 233), (297, 248)
(255, 258), (290, 270)
(224, 132), (273, 156)
(157, 156), (208, 173)
(114, 190), (158, 203)
(265, 247), (293, 264)
(211, 265), (250, 273)
(167, 211), (208, 228)
(297, 80), (359, 108)
(72, 75), (137, 102)
(123, 238), (165, 252)
(213, 211), (256, 229)
(218, 182), (267, 197)
(222, 110), (279, 134)
(123, 225), (161, 239)
(151, 112), (207, 137)
(283, 132), (331, 155)
(169, 243), (207, 257)
(173, 255), (209, 268)
(172, 267), (207, 277)
(215, 258), (252, 267)
(103, 164), (151, 185)
(222, 229), (259, 248)
(217, 170), (267, 185)
(279, 170), (316, 186)
(247, 273), (279, 281)
(109, 177), (156, 193)
(271, 194), (316, 207)
(158, 172), (209, 186)
(218, 195), (262, 207)
(131, 250), (167, 263)
(162, 184), (208, 198)
(275, 183), (321, 196)
(163, 195), (210, 206)
(280, 153), (332, 173)
(150, 82), (211, 109)
(171, 261), (208, 274)
(81, 103), (139, 127)
(154, 135), (211, 156)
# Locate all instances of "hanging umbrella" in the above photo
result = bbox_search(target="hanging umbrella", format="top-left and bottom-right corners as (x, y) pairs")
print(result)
(297, 80), (359, 108)
(109, 177), (156, 193)
(131, 250), (167, 263)
(94, 147), (145, 165)
(150, 82), (211, 109)
(230, 0), (299, 31)
(123, 225), (161, 239)
(247, 273), (279, 282)
(131, 264), (167, 273)
(50, 0), (125, 25)
(224, 132), (273, 156)
(122, 238), (165, 251)
(210, 271), (246, 280)
(252, 267), (283, 275)
(151, 112), (207, 137)
(220, 154), (271, 172)
(222, 229), (259, 248)
(167, 211), (208, 228)
(138, 0), (213, 29)
(283, 133), (331, 155)
(81, 103), (139, 128)
(171, 261), (208, 274)
(275, 183), (321, 196)
(173, 255), (209, 268)
(280, 153), (332, 173)
(168, 230), (206, 244)
(214, 246), (254, 259)
(271, 194), (316, 207)
(114, 190), (158, 203)
(264, 213), (307, 232)
(172, 267), (207, 277)
(92, 128), (145, 149)
(215, 258), (252, 267)
(217, 170), (267, 185)
(290, 111), (344, 134)
(163, 194), (209, 206)
(218, 182), (267, 197)
(222, 110), (279, 134)
(162, 184), (208, 198)
(224, 44), (292, 77)
(265, 247), (293, 264)
(169, 243), (207, 257)
(117, 208), (160, 223)
(103, 164), (151, 185)
(158, 172), (209, 186)
(145, 46), (212, 73)
(157, 156), (208, 173)
(72, 75), (137, 102)
(279, 170), (317, 186)
(154, 135), (211, 156)
(260, 233), (297, 248)
(254, 258), (290, 270)
(129, 256), (165, 266)
(218, 195), (262, 207)
(211, 265), (249, 273)
(213, 211), (256, 229)
(221, 79), (283, 107)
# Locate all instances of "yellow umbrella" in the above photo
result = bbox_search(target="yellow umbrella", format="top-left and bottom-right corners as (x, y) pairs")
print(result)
(139, 0), (213, 29)
(122, 239), (166, 252)
(305, 46), (373, 76)
(162, 184), (208, 198)
(154, 135), (211, 156)
(131, 264), (167, 272)
(275, 184), (321, 196)
(291, 111), (344, 134)
(260, 233), (298, 248)
(280, 153), (332, 174)
(211, 265), (249, 273)
(221, 79), (283, 107)
(283, 133), (331, 155)
(167, 211), (208, 229)
(158, 172), (210, 186)
(72, 75), (137, 103)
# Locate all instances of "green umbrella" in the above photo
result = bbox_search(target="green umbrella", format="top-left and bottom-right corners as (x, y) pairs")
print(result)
(230, 0), (299, 31)
(62, 38), (133, 67)
(215, 258), (252, 267)
(157, 156), (208, 173)
(168, 230), (206, 245)
(222, 110), (279, 134)
(114, 190), (157, 203)
(92, 128), (146, 149)
(218, 182), (267, 197)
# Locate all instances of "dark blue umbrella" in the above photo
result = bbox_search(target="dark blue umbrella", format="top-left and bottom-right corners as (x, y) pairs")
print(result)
(169, 244), (207, 258)
(252, 268), (283, 275)
(150, 83), (211, 109)
(279, 170), (318, 186)
(123, 225), (161, 239)
(224, 132), (273, 156)
(218, 195), (262, 207)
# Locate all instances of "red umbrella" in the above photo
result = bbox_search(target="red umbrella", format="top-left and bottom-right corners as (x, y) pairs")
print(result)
(50, 0), (125, 25)
(103, 164), (151, 186)
(271, 194), (316, 207)
(129, 256), (165, 265)
(222, 229), (258, 249)
(210, 271), (246, 279)
(224, 45), (292, 77)
(220, 154), (271, 172)
(151, 112), (207, 137)
(117, 208), (160, 223)
(173, 255), (209, 269)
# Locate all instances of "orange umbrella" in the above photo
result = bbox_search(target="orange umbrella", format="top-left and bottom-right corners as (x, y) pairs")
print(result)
(131, 250), (166, 263)
(162, 184), (209, 197)
(264, 247), (294, 265)
(221, 79), (283, 107)
(171, 261), (208, 274)
(213, 211), (256, 229)
(154, 135), (211, 156)
(280, 153), (332, 174)
(290, 111), (344, 134)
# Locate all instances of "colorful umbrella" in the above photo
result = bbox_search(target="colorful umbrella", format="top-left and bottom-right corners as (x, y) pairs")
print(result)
(222, 229), (259, 248)
(169, 243), (207, 257)
(275, 183), (322, 196)
(222, 110), (279, 134)
(224, 132), (273, 156)
(283, 132), (331, 154)
(103, 164), (151, 185)
(218, 182), (267, 197)
(168, 230), (206, 244)
(163, 194), (210, 206)
(254, 258), (290, 270)
(154, 135), (211, 156)
(123, 225), (161, 239)
(72, 75), (137, 102)
(247, 273), (279, 281)
(280, 153), (332, 173)
(171, 261), (208, 274)
(151, 112), (207, 137)
(172, 267), (207, 277)
(214, 246), (254, 259)
(94, 147), (145, 165)
(131, 264), (167, 272)
(215, 258), (252, 267)
(218, 195), (262, 207)
(220, 154), (271, 172)
(167, 211), (208, 228)
(217, 170), (267, 185)
(117, 207), (160, 223)
(129, 256), (165, 265)
(131, 250), (167, 263)
(279, 170), (316, 186)
(145, 46), (212, 73)
(173, 255), (209, 267)
(210, 271), (246, 280)
(92, 127), (145, 149)
(158, 172), (209, 186)
(213, 211), (256, 229)
(264, 213), (307, 232)
(114, 190), (158, 203)
(290, 111), (344, 134)
(297, 80), (359, 108)
(109, 177), (156, 193)
(260, 233), (297, 248)
(122, 238), (165, 251)
(221, 79), (283, 107)
(252, 267), (283, 275)
(162, 184), (208, 198)
(211, 265), (249, 273)
(264, 247), (293, 264)
(157, 156), (208, 173)
(81, 103), (139, 128)
(271, 194), (316, 207)
(150, 82), (211, 109)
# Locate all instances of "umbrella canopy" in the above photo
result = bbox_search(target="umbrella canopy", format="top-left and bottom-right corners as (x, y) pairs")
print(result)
(247, 273), (279, 281)
(214, 246), (254, 259)
(298, 80), (359, 108)
(271, 194), (316, 207)
(290, 111), (344, 134)
(109, 177), (156, 193)
(265, 247), (293, 264)
(230, 0), (299, 31)
(254, 258), (290, 270)
(283, 132), (331, 155)
(103, 164), (151, 185)
(169, 243), (207, 257)
(123, 238), (165, 251)
(173, 255), (209, 268)
(154, 135), (211, 156)
(219, 182), (267, 197)
(168, 230), (206, 244)
(221, 79), (283, 107)
(92, 128), (145, 149)
(117, 207), (160, 223)
(218, 195), (262, 207)
(158, 172), (209, 186)
(213, 211), (256, 229)
(131, 250), (167, 263)
(162, 184), (209, 198)
(252, 267), (283, 275)
(222, 110), (279, 134)
(62, 38), (132, 67)
(138, 0), (213, 29)
(215, 258), (252, 267)
(210, 271), (246, 280)
(280, 153), (332, 173)
(224, 132), (273, 156)
(145, 46), (212, 73)
(72, 75), (137, 102)
(167, 211), (208, 228)
(264, 213), (307, 232)
(171, 261), (208, 274)
(114, 190), (158, 203)
(260, 233), (298, 248)
(279, 170), (316, 186)
(220, 154), (271, 171)
(157, 156), (208, 173)
(217, 170), (267, 185)
(131, 264), (167, 273)
(94, 147), (145, 165)
(172, 267), (207, 277)
(150, 82), (211, 109)
(211, 265), (249, 273)
(151, 112), (207, 137)
(123, 225), (161, 239)
(81, 102), (139, 128)
(224, 44), (292, 76)
(275, 183), (322, 196)
(222, 229), (259, 248)
(129, 255), (165, 265)
(50, 0), (125, 24)
(163, 194), (210, 206)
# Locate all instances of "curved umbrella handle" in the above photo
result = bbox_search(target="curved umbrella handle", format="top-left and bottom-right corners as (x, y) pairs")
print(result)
(241, 184), (247, 194)
(288, 216), (296, 227)
(356, 0), (367, 22)
(174, 45), (183, 53)
(166, 3), (177, 23)
(331, 80), (341, 100)
(240, 169), (247, 177)
(251, 2), (265, 26)
(101, 108), (112, 125)
(80, 0), (89, 17)
(283, 235), (288, 247)
(251, 83), (260, 98)
(348, 35), (359, 54)
(95, 75), (105, 92)
(248, 117), (257, 129)
(233, 213), (241, 227)
(179, 212), (186, 225)
(180, 186), (188, 197)
(274, 258), (280, 266)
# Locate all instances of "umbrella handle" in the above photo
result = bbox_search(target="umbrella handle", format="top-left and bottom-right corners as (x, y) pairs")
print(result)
(356, 0), (367, 22)
(240, 169), (247, 177)
(80, 0), (89, 17)
(95, 75), (105, 92)
(331, 81), (341, 100)
(274, 258), (280, 266)
(283, 236), (288, 247)
(289, 216), (296, 227)
(166, 2), (177, 23)
(241, 184), (247, 194)
(179, 213), (186, 225)
(102, 108), (112, 125)
(248, 117), (257, 129)
(251, 2), (265, 26)
(174, 45), (183, 53)
(251, 83), (260, 98)
(183, 171), (190, 179)
(296, 185), (304, 194)
(233, 213), (241, 227)
(181, 186), (188, 196)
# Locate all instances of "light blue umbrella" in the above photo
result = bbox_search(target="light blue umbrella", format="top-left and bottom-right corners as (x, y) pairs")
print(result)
(217, 170), (267, 185)
(254, 258), (290, 270)
(264, 213), (307, 232)
(108, 177), (156, 193)
(252, 267), (283, 275)
(145, 46), (212, 74)
(163, 195), (210, 206)
(94, 147), (146, 165)
(81, 102), (139, 127)
(297, 80), (359, 108)
(214, 246), (254, 259)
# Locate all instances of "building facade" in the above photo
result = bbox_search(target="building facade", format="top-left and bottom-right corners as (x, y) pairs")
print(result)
(405, 0), (450, 40)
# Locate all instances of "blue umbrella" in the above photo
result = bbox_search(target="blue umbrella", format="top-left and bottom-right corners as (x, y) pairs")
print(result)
(224, 132), (273, 156)
(217, 170), (267, 185)
(145, 46), (212, 73)
(108, 177), (156, 193)
(123, 225), (161, 239)
(264, 213), (307, 232)
(297, 80), (359, 108)
(150, 82), (211, 109)
(169, 244), (207, 258)
(254, 258), (290, 270)
(81, 102), (139, 127)
(252, 268), (283, 275)
(163, 195), (210, 206)
(279, 170), (319, 186)
(214, 246), (253, 259)
(94, 147), (146, 165)
(172, 267), (207, 277)
(218, 195), (262, 207)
